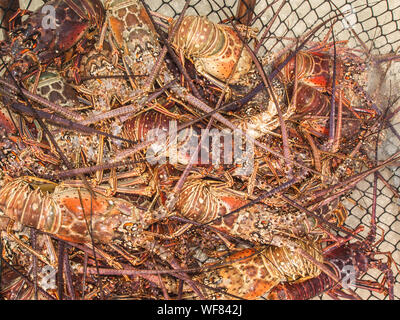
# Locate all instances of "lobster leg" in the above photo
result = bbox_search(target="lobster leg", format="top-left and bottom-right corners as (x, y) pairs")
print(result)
(7, 8), (30, 31)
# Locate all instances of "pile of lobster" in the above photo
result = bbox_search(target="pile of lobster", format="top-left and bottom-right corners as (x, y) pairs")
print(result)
(0, 0), (398, 300)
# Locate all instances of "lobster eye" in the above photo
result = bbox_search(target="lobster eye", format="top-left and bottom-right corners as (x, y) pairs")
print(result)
(123, 222), (135, 232)
(24, 39), (37, 49)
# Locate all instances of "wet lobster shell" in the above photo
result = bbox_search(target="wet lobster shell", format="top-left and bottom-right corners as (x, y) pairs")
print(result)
(0, 102), (16, 134)
(175, 179), (248, 224)
(25, 69), (81, 108)
(275, 50), (345, 91)
(169, 15), (253, 83)
(124, 110), (222, 166)
(266, 264), (338, 300)
(4, 0), (105, 78)
(266, 241), (385, 300)
(290, 83), (362, 140)
(106, 0), (163, 89)
(0, 177), (151, 244)
(200, 240), (323, 299)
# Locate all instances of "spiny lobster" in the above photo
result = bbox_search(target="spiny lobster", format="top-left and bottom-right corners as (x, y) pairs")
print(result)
(123, 109), (243, 167)
(1, 0), (105, 81)
(170, 177), (346, 248)
(105, 0), (166, 90)
(0, 176), (160, 244)
(169, 15), (254, 85)
(183, 220), (397, 300)
(291, 82), (362, 142)
(267, 227), (397, 300)
(233, 43), (370, 141)
(274, 46), (376, 120)
(0, 0), (19, 40)
(166, 239), (324, 299)
(275, 50), (344, 91)
(0, 264), (49, 300)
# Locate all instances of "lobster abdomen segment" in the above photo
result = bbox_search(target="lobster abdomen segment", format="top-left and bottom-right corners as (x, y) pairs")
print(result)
(0, 177), (146, 244)
(170, 16), (253, 83)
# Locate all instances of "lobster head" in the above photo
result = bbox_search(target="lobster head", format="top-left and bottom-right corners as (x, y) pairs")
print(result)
(2, 0), (105, 80)
(327, 242), (370, 277)
(50, 187), (149, 244)
(276, 51), (344, 92)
